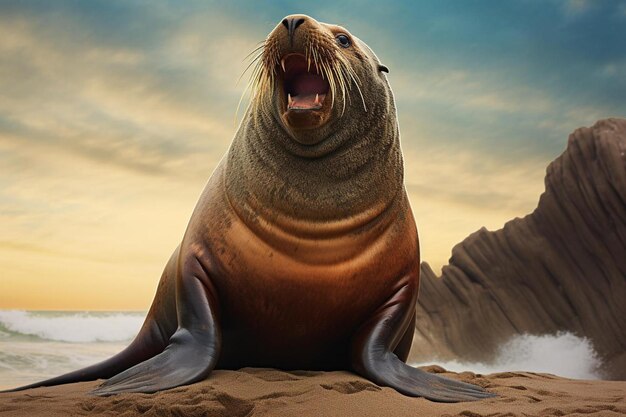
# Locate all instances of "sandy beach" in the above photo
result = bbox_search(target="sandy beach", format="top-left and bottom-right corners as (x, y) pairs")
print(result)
(1, 366), (624, 417)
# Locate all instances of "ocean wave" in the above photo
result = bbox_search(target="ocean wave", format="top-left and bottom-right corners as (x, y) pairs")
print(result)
(0, 340), (129, 389)
(414, 332), (603, 380)
(0, 310), (145, 343)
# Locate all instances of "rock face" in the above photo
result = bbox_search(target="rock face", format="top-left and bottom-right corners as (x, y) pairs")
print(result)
(410, 118), (626, 380)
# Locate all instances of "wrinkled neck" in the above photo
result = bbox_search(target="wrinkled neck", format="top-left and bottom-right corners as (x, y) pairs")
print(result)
(224, 104), (403, 228)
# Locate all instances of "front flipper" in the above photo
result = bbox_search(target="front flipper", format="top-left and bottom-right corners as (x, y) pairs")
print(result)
(351, 277), (496, 402)
(92, 255), (221, 396)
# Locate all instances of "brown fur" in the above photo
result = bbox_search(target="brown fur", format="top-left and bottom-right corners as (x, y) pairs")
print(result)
(5, 15), (493, 402)
(233, 16), (403, 219)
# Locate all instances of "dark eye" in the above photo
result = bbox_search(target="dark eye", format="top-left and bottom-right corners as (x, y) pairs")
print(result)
(336, 34), (351, 48)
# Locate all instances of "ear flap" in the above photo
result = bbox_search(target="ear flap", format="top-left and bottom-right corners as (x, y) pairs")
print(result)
(378, 65), (389, 73)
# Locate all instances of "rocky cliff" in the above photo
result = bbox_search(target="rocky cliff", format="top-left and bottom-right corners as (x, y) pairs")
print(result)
(410, 118), (626, 379)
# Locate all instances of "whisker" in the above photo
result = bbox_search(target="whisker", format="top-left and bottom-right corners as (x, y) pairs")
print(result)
(324, 61), (337, 110)
(330, 64), (346, 116)
(235, 44), (273, 125)
(235, 66), (259, 126)
(313, 47), (322, 78)
(338, 55), (367, 112)
(242, 43), (265, 61)
(347, 69), (367, 112)
(236, 52), (263, 87)
(237, 31), (367, 125)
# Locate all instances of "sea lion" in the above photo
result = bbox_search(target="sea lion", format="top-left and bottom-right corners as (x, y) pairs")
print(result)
(3, 14), (493, 402)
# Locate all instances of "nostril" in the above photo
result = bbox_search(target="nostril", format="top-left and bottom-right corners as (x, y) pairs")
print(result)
(282, 17), (307, 46)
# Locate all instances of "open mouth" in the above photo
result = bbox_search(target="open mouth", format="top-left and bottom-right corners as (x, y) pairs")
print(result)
(280, 54), (329, 111)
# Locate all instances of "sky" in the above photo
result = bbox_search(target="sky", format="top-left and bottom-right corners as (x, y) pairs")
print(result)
(0, 0), (624, 310)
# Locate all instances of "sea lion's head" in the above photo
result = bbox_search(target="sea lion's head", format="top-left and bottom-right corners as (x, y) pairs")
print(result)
(247, 14), (393, 152)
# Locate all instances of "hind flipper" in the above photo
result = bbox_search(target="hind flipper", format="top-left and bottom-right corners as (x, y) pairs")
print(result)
(0, 318), (168, 394)
(351, 275), (496, 402)
(1, 247), (180, 394)
(91, 327), (217, 395)
(92, 255), (221, 396)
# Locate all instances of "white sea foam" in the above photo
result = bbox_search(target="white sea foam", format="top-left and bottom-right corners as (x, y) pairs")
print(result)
(0, 340), (129, 389)
(415, 332), (603, 380)
(0, 311), (606, 389)
(0, 310), (145, 343)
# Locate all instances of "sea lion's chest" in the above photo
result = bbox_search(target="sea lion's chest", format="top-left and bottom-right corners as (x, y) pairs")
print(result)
(187, 167), (419, 366)
(202, 174), (410, 314)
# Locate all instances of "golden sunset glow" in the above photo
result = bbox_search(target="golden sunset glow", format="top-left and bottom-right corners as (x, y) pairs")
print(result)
(1, 2), (622, 310)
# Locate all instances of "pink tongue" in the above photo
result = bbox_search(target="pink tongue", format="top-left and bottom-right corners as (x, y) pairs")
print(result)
(286, 70), (328, 109)
(291, 93), (325, 109)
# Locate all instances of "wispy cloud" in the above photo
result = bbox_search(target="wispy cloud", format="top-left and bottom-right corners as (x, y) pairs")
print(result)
(0, 0), (624, 309)
(401, 143), (546, 270)
(0, 7), (262, 179)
